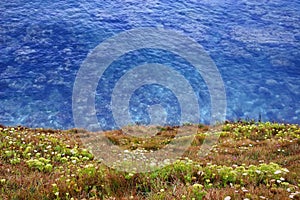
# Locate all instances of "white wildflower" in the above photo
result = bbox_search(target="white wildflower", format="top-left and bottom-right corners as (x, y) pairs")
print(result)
(274, 170), (282, 175)
(224, 196), (231, 200)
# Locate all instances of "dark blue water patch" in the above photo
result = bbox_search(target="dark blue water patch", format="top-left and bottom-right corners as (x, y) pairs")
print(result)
(0, 0), (299, 128)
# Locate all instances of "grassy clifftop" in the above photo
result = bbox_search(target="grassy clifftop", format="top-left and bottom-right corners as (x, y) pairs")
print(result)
(0, 122), (299, 199)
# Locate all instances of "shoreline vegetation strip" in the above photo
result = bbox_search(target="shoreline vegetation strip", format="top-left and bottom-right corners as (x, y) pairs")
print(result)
(0, 121), (299, 199)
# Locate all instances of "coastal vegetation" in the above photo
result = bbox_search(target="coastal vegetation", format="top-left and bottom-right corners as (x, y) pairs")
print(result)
(0, 121), (299, 199)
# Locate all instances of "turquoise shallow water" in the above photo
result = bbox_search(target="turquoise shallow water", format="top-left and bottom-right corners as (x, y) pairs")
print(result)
(0, 0), (299, 129)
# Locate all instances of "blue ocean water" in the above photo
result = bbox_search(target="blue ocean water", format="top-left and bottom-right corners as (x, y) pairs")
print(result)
(0, 0), (299, 129)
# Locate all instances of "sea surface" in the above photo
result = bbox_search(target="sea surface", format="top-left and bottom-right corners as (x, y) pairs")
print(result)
(0, 0), (299, 130)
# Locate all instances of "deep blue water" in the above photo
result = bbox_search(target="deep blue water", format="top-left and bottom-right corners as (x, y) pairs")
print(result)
(0, 0), (299, 130)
